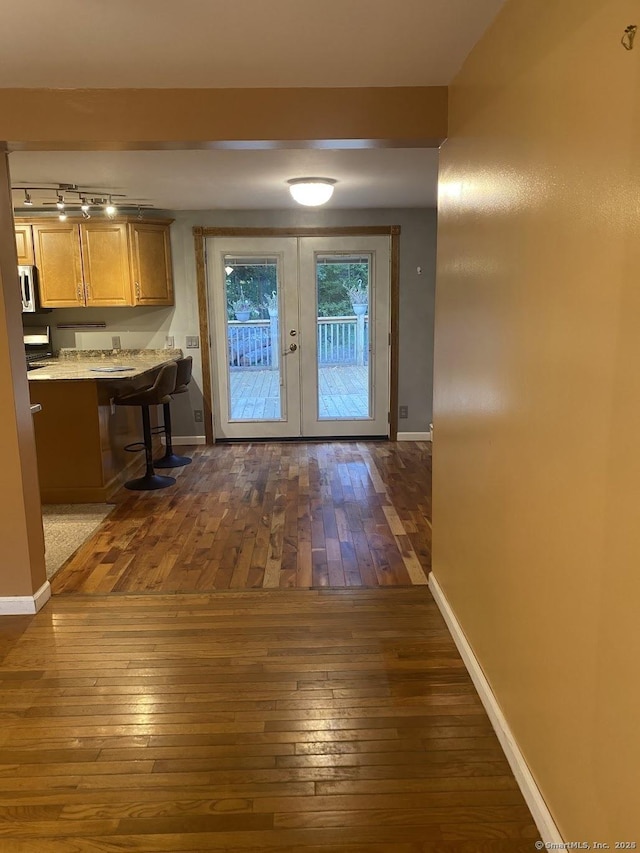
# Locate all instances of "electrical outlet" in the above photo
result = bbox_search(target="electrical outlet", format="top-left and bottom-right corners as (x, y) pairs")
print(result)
(399, 405), (409, 419)
(111, 335), (121, 350)
(186, 336), (200, 349)
(194, 409), (203, 423)
(165, 335), (175, 348)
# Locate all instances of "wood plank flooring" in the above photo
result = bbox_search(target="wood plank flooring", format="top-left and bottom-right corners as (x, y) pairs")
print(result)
(0, 588), (541, 851)
(229, 367), (369, 420)
(52, 441), (433, 595)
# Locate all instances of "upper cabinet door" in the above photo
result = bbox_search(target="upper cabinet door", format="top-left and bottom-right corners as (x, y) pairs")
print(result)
(81, 222), (132, 307)
(129, 222), (174, 306)
(15, 225), (34, 265)
(32, 223), (84, 308)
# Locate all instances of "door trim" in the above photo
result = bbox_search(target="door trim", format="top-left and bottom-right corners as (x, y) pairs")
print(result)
(193, 225), (401, 444)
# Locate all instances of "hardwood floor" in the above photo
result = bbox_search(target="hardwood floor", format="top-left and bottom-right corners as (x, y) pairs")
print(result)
(0, 587), (541, 851)
(52, 441), (433, 594)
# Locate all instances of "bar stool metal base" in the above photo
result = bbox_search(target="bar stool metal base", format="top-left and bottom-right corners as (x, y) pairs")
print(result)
(125, 472), (176, 491)
(155, 453), (192, 469)
(154, 400), (192, 469)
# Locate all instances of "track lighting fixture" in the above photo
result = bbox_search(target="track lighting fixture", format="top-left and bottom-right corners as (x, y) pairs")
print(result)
(10, 183), (148, 220)
(105, 196), (117, 217)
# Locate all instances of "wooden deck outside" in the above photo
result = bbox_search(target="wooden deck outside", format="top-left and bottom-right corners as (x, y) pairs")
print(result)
(230, 366), (369, 420)
(0, 587), (541, 850)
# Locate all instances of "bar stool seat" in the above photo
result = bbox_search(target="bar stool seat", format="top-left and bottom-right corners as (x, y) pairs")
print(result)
(114, 362), (178, 491)
(155, 356), (194, 469)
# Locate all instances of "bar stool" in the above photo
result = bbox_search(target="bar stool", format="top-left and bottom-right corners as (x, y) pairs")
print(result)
(115, 362), (178, 491)
(155, 356), (193, 469)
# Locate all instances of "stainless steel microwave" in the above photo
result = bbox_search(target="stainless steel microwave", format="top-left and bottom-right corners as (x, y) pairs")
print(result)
(18, 265), (39, 313)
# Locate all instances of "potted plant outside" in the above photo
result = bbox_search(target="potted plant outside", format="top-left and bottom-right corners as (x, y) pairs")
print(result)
(231, 287), (253, 322)
(344, 280), (368, 315)
(262, 290), (279, 318)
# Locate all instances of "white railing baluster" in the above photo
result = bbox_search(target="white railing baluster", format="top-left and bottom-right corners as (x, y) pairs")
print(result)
(229, 317), (367, 369)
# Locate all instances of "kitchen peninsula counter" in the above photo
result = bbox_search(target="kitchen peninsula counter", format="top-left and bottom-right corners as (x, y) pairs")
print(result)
(29, 349), (183, 504)
(28, 348), (182, 382)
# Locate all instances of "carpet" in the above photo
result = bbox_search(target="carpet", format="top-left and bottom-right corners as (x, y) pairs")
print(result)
(41, 503), (114, 581)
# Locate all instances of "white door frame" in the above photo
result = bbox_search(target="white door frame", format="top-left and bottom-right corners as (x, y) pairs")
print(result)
(298, 235), (391, 437)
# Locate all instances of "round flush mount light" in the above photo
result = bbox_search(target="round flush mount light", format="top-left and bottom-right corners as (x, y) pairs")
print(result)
(288, 178), (336, 207)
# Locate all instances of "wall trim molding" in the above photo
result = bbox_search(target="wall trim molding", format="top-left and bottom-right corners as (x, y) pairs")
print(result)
(0, 580), (51, 616)
(397, 431), (432, 442)
(428, 572), (564, 846)
(161, 435), (207, 446)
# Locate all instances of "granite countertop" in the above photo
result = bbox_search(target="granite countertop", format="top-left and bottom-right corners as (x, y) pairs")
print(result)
(28, 349), (184, 382)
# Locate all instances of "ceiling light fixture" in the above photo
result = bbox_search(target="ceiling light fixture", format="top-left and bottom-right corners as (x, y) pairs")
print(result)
(11, 184), (141, 219)
(288, 177), (336, 207)
(105, 195), (117, 217)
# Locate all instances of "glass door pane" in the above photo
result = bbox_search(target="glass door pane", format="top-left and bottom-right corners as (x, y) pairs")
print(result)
(315, 254), (371, 420)
(224, 255), (282, 421)
(299, 235), (390, 438)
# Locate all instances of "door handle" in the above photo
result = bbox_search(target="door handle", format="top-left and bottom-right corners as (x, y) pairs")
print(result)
(283, 342), (298, 354)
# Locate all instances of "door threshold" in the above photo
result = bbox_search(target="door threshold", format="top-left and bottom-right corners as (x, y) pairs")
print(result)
(215, 435), (389, 444)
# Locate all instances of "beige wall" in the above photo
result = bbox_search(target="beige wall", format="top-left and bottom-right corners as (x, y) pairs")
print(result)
(0, 87), (446, 148)
(0, 151), (46, 597)
(434, 0), (640, 840)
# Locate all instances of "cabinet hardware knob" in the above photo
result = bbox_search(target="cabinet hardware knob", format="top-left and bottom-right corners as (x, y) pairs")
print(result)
(135, 281), (141, 298)
(77, 284), (83, 302)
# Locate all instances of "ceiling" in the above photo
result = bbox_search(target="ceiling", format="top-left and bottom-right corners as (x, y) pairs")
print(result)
(3, 1), (503, 210)
(9, 148), (440, 210)
(0, 0), (504, 89)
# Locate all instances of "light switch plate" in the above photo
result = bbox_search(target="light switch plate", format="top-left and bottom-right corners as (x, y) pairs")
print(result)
(165, 335), (175, 348)
(186, 336), (200, 349)
(111, 335), (121, 350)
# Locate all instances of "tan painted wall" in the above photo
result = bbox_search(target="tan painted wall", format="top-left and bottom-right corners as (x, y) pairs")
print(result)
(0, 87), (446, 148)
(0, 151), (46, 596)
(433, 0), (640, 840)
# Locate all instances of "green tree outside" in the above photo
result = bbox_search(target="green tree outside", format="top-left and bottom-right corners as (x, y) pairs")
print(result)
(225, 260), (369, 319)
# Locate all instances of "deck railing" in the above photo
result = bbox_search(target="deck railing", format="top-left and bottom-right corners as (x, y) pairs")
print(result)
(228, 316), (369, 369)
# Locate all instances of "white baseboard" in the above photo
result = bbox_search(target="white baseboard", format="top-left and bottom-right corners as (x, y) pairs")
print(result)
(397, 431), (432, 442)
(161, 435), (206, 446)
(429, 572), (563, 845)
(0, 580), (51, 616)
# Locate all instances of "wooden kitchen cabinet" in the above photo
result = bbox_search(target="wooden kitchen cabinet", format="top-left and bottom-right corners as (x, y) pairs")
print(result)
(15, 224), (35, 265)
(25, 218), (174, 308)
(81, 222), (131, 306)
(32, 222), (84, 308)
(128, 221), (174, 306)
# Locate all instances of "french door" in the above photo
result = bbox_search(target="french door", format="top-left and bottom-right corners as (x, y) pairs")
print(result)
(207, 235), (390, 439)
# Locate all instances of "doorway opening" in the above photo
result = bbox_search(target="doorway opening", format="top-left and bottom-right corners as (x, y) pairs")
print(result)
(198, 228), (400, 441)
